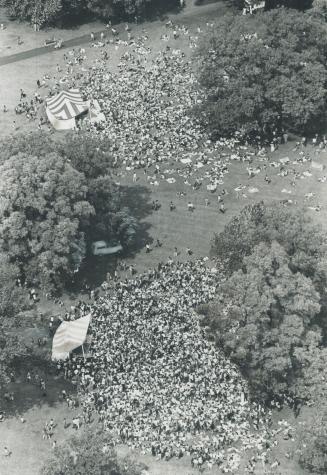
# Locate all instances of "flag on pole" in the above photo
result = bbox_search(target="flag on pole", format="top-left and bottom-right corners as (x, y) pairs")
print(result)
(52, 314), (91, 361)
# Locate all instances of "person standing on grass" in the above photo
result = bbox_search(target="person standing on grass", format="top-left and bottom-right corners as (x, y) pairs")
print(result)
(3, 447), (11, 457)
(72, 416), (80, 430)
(40, 378), (46, 396)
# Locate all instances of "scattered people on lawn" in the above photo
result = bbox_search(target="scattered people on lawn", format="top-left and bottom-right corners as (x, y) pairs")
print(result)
(12, 19), (325, 221)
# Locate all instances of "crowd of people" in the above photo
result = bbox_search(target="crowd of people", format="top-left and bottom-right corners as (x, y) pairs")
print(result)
(56, 259), (291, 472)
(2, 14), (324, 474)
(7, 19), (327, 217)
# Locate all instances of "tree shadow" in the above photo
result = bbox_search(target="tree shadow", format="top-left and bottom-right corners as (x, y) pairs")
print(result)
(0, 372), (76, 417)
(67, 184), (154, 290)
(120, 183), (154, 256)
(120, 184), (154, 221)
(194, 0), (220, 5)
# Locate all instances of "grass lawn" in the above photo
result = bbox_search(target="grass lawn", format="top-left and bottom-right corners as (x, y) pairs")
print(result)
(0, 1), (324, 474)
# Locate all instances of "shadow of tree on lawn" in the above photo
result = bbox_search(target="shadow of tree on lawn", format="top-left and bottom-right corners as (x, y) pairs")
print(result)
(69, 184), (154, 289)
(1, 372), (76, 417)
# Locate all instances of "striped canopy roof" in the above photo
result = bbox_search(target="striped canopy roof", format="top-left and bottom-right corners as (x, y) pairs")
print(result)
(46, 89), (89, 121)
(52, 314), (91, 360)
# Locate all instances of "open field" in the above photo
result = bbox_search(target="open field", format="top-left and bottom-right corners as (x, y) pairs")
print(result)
(0, 1), (325, 474)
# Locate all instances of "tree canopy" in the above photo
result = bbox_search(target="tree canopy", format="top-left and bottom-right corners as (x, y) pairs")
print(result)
(0, 0), (82, 28)
(0, 0), (177, 28)
(299, 403), (327, 474)
(310, 0), (327, 20)
(265, 0), (313, 9)
(206, 241), (324, 397)
(0, 152), (94, 291)
(196, 9), (327, 139)
(207, 204), (327, 398)
(230, 0), (312, 10)
(0, 132), (138, 291)
(62, 132), (138, 247)
(0, 254), (30, 387)
(41, 428), (146, 475)
(211, 201), (327, 282)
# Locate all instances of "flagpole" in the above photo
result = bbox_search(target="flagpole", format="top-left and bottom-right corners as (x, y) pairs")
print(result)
(81, 344), (86, 362)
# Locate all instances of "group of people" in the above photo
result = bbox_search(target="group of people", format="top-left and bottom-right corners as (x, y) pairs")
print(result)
(8, 17), (326, 219)
(3, 14), (324, 473)
(56, 259), (290, 472)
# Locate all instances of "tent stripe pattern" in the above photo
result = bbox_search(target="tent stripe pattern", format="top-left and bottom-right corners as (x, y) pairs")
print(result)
(52, 314), (91, 359)
(46, 89), (89, 121)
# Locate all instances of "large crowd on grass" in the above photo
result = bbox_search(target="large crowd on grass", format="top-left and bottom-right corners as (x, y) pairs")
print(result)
(7, 20), (327, 215)
(57, 258), (292, 473)
(2, 16), (325, 474)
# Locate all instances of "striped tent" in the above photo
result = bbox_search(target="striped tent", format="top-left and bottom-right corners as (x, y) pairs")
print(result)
(46, 89), (89, 131)
(52, 314), (91, 361)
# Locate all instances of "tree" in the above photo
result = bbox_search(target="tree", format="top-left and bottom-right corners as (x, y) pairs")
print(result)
(62, 132), (138, 247)
(0, 0), (84, 28)
(310, 0), (327, 20)
(206, 241), (324, 397)
(0, 0), (177, 27)
(211, 202), (327, 283)
(230, 0), (312, 10)
(41, 428), (146, 475)
(0, 132), (57, 166)
(209, 204), (327, 398)
(196, 10), (327, 139)
(292, 344), (327, 402)
(0, 254), (30, 387)
(0, 130), (138, 256)
(265, 0), (312, 9)
(0, 132), (138, 290)
(299, 403), (327, 474)
(0, 152), (94, 291)
(1, 0), (62, 27)
(86, 0), (163, 18)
